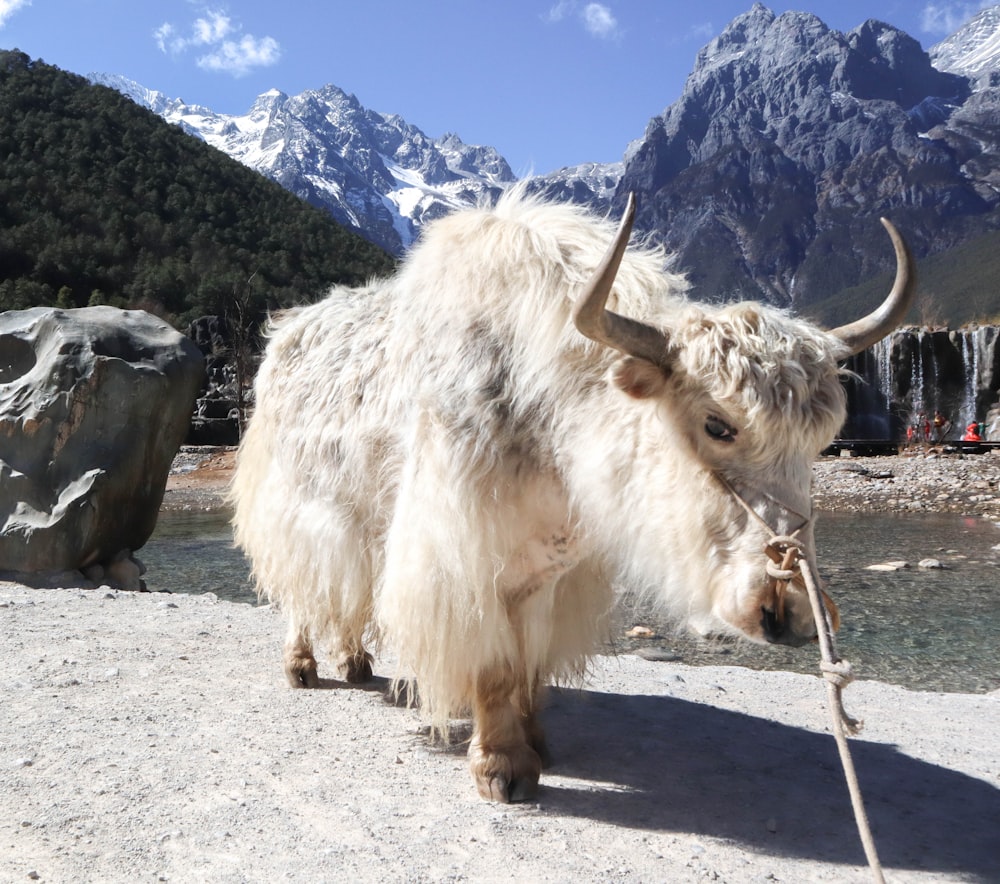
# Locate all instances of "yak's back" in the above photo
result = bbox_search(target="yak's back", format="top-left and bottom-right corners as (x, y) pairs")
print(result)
(239, 192), (690, 506)
(389, 189), (687, 366)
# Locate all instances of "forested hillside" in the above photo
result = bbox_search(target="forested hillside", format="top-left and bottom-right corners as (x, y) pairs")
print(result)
(805, 227), (1000, 329)
(0, 50), (394, 327)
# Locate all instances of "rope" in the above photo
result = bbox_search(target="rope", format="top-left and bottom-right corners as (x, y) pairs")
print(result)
(716, 474), (885, 882)
(762, 536), (863, 734)
(794, 548), (884, 883)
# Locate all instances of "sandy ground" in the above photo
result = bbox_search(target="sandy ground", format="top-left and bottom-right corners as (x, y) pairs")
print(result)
(1, 447), (998, 882)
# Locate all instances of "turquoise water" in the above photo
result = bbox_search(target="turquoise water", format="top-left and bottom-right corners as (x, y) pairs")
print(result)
(140, 509), (255, 603)
(140, 508), (1000, 694)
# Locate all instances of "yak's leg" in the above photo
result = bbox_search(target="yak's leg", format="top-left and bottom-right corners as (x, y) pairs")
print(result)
(520, 678), (551, 768)
(469, 666), (542, 803)
(284, 627), (372, 686)
(469, 532), (577, 797)
(284, 617), (374, 687)
(283, 620), (319, 689)
(331, 636), (373, 684)
(331, 593), (375, 683)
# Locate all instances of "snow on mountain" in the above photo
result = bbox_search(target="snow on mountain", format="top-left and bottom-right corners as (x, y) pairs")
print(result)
(930, 4), (1000, 88)
(90, 74), (520, 255)
(522, 161), (623, 213)
(88, 2), (1000, 301)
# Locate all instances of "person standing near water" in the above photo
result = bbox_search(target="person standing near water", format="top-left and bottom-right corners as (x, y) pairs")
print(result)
(933, 411), (949, 442)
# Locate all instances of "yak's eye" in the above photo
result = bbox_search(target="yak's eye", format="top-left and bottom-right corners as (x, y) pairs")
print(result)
(705, 416), (737, 443)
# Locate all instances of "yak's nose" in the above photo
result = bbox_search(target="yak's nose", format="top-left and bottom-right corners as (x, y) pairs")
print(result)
(761, 587), (840, 646)
(760, 604), (815, 647)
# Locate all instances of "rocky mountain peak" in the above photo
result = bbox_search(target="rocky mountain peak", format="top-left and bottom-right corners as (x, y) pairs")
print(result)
(618, 4), (983, 309)
(92, 3), (1000, 322)
(931, 4), (1000, 88)
(680, 9), (957, 127)
(843, 19), (959, 106)
(315, 83), (359, 107)
(692, 3), (777, 75)
(247, 88), (288, 125)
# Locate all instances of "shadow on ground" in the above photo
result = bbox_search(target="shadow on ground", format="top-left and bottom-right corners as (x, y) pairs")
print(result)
(538, 686), (998, 879)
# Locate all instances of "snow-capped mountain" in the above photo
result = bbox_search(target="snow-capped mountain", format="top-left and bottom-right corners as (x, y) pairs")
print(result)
(524, 160), (622, 213)
(91, 74), (520, 255)
(930, 4), (1000, 87)
(91, 2), (1000, 311)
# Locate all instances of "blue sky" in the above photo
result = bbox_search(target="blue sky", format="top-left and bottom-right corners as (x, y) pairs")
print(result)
(0, 1), (994, 175)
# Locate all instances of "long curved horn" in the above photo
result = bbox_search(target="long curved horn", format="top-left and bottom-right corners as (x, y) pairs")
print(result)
(572, 193), (672, 369)
(830, 218), (917, 355)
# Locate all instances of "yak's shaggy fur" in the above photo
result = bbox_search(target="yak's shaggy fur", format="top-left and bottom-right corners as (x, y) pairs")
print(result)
(231, 188), (851, 798)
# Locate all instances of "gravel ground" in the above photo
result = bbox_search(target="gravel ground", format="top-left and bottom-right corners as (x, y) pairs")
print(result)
(1, 446), (998, 882)
(812, 447), (1000, 518)
(162, 445), (1000, 520)
(160, 446), (237, 512)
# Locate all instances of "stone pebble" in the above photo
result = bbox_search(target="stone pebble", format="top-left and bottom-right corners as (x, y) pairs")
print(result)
(812, 448), (1000, 518)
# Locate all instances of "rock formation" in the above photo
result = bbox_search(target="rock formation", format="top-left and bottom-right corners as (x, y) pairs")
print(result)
(0, 307), (204, 583)
(185, 315), (245, 446)
(615, 4), (989, 309)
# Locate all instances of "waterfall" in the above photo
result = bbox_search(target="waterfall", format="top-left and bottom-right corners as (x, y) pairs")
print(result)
(910, 330), (926, 420)
(959, 330), (980, 429)
(875, 335), (893, 405)
(844, 325), (997, 442)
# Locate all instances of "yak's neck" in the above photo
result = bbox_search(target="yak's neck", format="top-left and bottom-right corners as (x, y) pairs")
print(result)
(557, 391), (681, 545)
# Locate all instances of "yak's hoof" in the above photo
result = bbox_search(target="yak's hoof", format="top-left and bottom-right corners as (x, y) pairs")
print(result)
(284, 657), (319, 689)
(470, 744), (541, 804)
(479, 773), (539, 804)
(337, 650), (374, 684)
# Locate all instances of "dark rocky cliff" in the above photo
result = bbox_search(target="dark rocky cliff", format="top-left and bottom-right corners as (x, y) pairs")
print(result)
(615, 4), (997, 310)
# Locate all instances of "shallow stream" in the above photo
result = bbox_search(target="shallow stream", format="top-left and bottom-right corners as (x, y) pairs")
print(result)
(140, 508), (1000, 694)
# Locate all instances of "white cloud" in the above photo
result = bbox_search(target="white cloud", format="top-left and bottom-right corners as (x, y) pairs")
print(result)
(154, 6), (280, 77)
(544, 1), (621, 40)
(0, 0), (30, 29)
(193, 11), (234, 45)
(582, 3), (619, 39)
(920, 2), (996, 35)
(197, 34), (280, 77)
(154, 22), (180, 54)
(544, 1), (574, 24)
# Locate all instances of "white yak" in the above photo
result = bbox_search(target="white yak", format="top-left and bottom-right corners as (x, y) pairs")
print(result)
(231, 189), (914, 802)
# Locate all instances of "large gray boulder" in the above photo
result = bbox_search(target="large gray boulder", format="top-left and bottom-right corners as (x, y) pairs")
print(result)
(0, 306), (204, 581)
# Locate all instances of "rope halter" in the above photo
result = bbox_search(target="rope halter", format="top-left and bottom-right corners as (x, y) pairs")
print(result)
(713, 470), (884, 882)
(713, 472), (859, 731)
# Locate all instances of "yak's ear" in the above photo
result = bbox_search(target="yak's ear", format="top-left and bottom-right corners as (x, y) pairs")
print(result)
(611, 355), (669, 400)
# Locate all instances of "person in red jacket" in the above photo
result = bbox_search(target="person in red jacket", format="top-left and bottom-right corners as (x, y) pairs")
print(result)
(962, 421), (982, 442)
